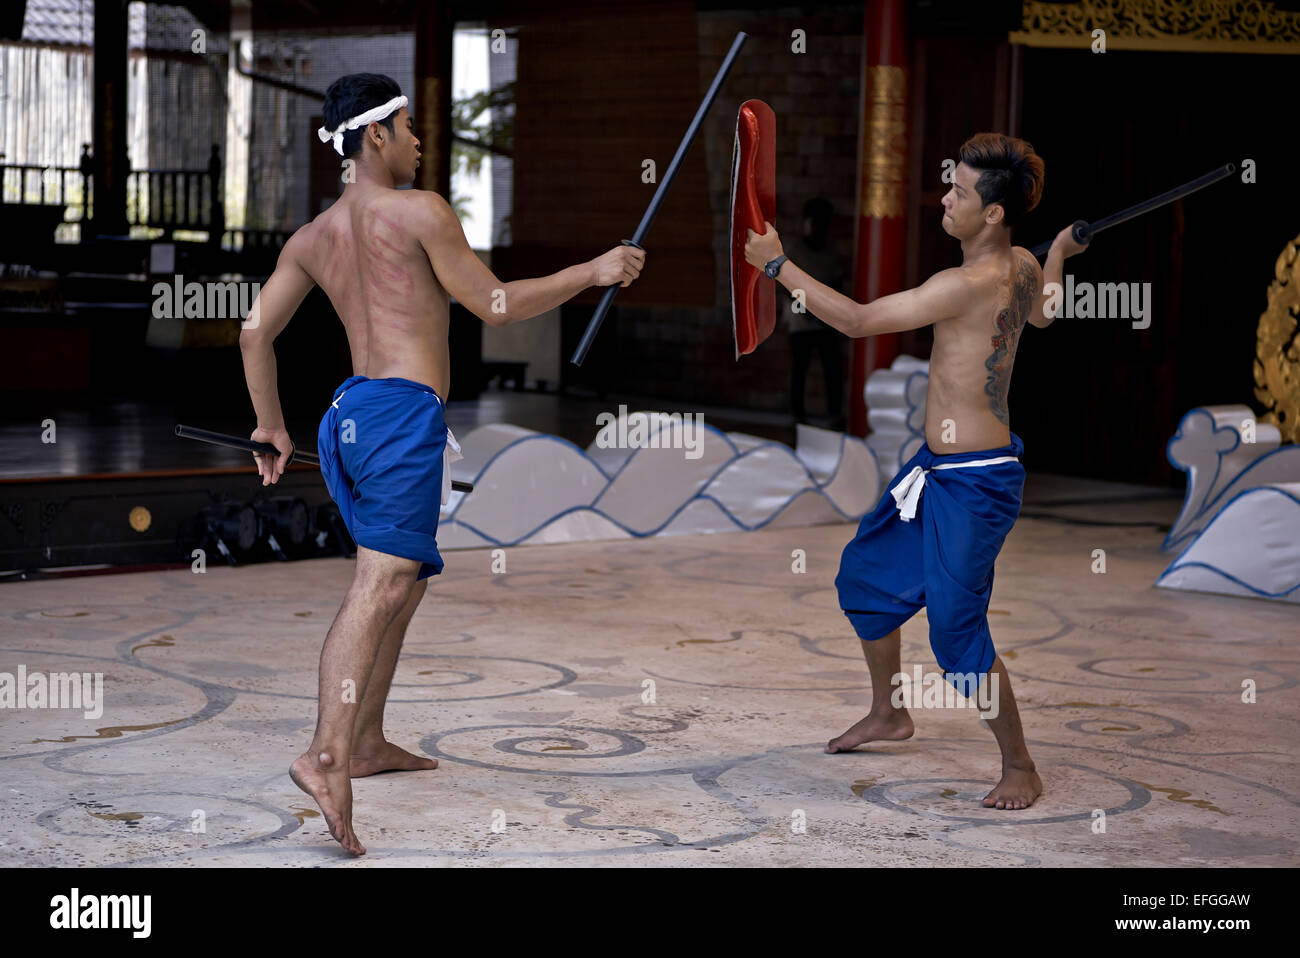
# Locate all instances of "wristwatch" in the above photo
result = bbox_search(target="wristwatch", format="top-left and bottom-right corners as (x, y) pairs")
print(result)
(764, 254), (788, 279)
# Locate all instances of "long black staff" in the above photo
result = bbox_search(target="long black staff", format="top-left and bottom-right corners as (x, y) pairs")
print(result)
(1029, 163), (1235, 258)
(175, 425), (475, 493)
(570, 31), (749, 366)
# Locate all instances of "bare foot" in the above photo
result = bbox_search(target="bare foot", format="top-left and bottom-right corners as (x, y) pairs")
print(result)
(825, 710), (915, 753)
(349, 740), (439, 778)
(982, 764), (1043, 810)
(289, 751), (366, 855)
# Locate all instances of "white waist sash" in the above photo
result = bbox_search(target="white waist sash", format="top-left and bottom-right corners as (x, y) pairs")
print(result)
(441, 427), (464, 506)
(889, 455), (1020, 522)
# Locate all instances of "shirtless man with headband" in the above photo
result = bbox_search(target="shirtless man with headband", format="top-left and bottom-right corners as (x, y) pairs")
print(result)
(746, 132), (1088, 810)
(239, 72), (645, 854)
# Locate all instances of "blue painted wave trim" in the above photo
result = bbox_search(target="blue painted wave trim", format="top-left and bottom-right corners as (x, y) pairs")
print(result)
(1162, 406), (1300, 552)
(1155, 561), (1300, 600)
(590, 421), (743, 511)
(445, 426), (871, 529)
(448, 484), (856, 547)
(1157, 483), (1300, 599)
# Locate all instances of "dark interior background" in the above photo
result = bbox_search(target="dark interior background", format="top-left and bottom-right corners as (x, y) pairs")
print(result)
(2, 0), (1293, 490)
(1010, 48), (1291, 485)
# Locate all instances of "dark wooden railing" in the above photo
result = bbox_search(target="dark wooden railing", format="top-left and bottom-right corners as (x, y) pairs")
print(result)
(126, 144), (224, 243)
(0, 164), (91, 220)
(0, 144), (244, 247)
(222, 227), (292, 251)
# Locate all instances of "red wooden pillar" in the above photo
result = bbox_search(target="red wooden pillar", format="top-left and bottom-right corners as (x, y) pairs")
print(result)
(850, 0), (909, 437)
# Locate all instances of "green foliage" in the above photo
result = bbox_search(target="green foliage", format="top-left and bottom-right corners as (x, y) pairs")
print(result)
(449, 82), (515, 222)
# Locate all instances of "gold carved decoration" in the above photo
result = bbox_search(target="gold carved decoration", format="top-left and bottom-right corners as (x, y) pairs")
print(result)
(863, 65), (907, 219)
(1011, 0), (1300, 54)
(1253, 233), (1300, 443)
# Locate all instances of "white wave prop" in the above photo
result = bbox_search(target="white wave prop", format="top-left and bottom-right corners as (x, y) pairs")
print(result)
(1156, 483), (1300, 604)
(1164, 404), (1300, 552)
(438, 414), (879, 549)
(865, 355), (929, 488)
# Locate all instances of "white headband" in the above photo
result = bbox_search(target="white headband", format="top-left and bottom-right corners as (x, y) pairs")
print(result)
(317, 95), (407, 156)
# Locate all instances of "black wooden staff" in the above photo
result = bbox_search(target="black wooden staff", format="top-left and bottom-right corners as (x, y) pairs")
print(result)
(1030, 163), (1235, 258)
(570, 31), (749, 366)
(175, 424), (474, 493)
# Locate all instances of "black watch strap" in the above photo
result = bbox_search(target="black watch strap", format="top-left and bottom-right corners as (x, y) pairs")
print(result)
(765, 254), (788, 279)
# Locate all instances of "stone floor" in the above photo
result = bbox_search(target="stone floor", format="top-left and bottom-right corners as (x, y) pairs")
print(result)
(1, 506), (1296, 867)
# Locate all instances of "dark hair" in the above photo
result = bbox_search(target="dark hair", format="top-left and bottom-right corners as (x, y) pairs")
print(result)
(957, 133), (1044, 228)
(322, 73), (403, 159)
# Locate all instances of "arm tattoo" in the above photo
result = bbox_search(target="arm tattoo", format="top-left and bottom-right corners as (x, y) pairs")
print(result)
(983, 258), (1038, 425)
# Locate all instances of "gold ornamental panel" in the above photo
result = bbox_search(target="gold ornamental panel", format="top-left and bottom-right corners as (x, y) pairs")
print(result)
(862, 65), (907, 220)
(1254, 232), (1300, 443)
(1010, 0), (1300, 54)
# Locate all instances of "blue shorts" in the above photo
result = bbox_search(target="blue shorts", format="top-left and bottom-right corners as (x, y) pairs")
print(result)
(317, 375), (448, 579)
(836, 432), (1025, 681)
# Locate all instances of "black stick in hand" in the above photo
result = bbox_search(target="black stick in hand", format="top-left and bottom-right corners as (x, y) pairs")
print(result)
(1029, 163), (1235, 258)
(175, 425), (474, 493)
(570, 31), (749, 366)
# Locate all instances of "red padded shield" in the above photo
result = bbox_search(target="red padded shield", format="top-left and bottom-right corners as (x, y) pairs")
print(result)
(730, 99), (777, 359)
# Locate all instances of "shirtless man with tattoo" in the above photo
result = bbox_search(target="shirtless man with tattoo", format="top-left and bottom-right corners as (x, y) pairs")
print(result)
(745, 132), (1089, 810)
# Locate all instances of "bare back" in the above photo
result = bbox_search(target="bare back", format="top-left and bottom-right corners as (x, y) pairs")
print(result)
(925, 247), (1040, 452)
(295, 187), (451, 398)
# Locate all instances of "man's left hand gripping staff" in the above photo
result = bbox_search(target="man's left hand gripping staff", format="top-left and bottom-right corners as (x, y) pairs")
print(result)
(251, 425), (294, 486)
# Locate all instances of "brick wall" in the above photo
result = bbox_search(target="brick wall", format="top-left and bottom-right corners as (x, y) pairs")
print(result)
(612, 5), (864, 412)
(497, 0), (714, 309)
(496, 1), (864, 413)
